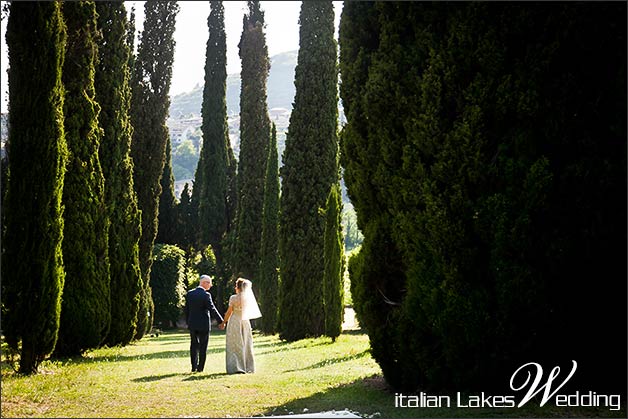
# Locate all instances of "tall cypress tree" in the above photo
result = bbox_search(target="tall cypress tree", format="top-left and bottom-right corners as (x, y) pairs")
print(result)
(190, 1), (233, 307)
(55, 0), (110, 356)
(258, 123), (280, 333)
(233, 1), (271, 281)
(130, 0), (179, 339)
(340, 2), (626, 391)
(94, 2), (143, 347)
(278, 1), (339, 341)
(2, 1), (67, 374)
(157, 135), (178, 245)
(323, 183), (344, 341)
(193, 1), (231, 251)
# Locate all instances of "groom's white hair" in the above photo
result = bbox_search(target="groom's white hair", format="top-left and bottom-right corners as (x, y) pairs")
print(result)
(199, 275), (211, 283)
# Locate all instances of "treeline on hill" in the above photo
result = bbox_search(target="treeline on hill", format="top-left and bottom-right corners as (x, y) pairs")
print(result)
(340, 2), (626, 392)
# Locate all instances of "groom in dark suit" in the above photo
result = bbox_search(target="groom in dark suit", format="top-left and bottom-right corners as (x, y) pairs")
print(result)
(184, 275), (224, 373)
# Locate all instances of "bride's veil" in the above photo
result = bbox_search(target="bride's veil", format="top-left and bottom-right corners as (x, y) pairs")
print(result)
(239, 278), (262, 320)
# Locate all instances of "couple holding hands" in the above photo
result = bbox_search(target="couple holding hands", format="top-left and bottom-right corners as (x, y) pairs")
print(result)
(184, 275), (262, 374)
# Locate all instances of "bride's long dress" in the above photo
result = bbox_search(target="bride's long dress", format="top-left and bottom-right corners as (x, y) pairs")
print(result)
(225, 294), (255, 374)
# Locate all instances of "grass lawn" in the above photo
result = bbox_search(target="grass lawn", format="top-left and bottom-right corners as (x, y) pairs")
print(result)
(1, 329), (625, 418)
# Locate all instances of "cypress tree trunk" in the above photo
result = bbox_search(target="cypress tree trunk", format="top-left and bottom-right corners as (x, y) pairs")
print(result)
(258, 123), (280, 333)
(157, 135), (178, 245)
(323, 183), (344, 341)
(3, 1), (67, 374)
(130, 0), (179, 339)
(55, 0), (111, 356)
(234, 1), (271, 281)
(94, 1), (143, 347)
(279, 1), (339, 341)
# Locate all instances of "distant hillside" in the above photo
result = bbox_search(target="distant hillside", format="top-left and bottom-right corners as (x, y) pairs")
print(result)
(169, 50), (297, 118)
(166, 49), (348, 208)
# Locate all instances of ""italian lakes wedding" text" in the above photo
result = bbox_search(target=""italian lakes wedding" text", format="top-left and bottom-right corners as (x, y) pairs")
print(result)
(394, 361), (623, 411)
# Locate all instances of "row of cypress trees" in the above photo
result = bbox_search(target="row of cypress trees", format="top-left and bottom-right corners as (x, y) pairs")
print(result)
(2, 0), (179, 373)
(339, 2), (626, 391)
(2, 1), (346, 374)
(187, 0), (345, 339)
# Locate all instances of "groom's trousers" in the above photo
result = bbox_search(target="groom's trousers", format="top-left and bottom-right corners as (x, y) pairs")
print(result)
(190, 329), (210, 372)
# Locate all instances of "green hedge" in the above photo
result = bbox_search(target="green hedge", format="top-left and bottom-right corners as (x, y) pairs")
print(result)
(150, 244), (187, 328)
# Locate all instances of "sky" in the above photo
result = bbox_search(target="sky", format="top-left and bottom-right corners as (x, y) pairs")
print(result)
(0, 1), (342, 113)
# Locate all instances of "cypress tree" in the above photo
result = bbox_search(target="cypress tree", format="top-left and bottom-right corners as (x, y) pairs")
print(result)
(339, 1), (405, 388)
(340, 2), (626, 391)
(278, 1), (339, 341)
(221, 145), (238, 284)
(130, 0), (179, 339)
(233, 1), (271, 281)
(55, 0), (110, 356)
(126, 5), (136, 67)
(190, 1), (234, 307)
(258, 123), (280, 333)
(193, 1), (231, 252)
(323, 183), (344, 341)
(157, 135), (178, 245)
(177, 182), (194, 252)
(2, 1), (67, 374)
(94, 1), (143, 347)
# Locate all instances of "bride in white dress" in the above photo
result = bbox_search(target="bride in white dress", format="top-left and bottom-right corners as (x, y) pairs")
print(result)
(219, 278), (262, 374)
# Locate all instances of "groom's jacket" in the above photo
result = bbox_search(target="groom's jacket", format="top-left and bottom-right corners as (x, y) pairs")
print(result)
(184, 287), (224, 332)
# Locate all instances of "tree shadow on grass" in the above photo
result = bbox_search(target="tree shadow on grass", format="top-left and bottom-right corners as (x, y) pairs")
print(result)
(263, 375), (392, 418)
(283, 350), (370, 373)
(255, 340), (331, 356)
(183, 372), (228, 381)
(132, 370), (229, 382)
(64, 346), (225, 364)
(132, 372), (188, 382)
(142, 334), (188, 343)
(253, 337), (290, 348)
(341, 329), (366, 336)
(142, 329), (226, 341)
